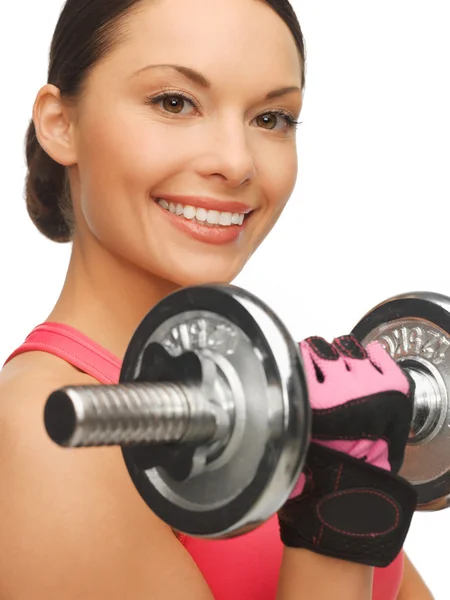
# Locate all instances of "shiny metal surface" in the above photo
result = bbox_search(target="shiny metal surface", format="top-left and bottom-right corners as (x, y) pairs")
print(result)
(121, 284), (311, 537)
(354, 292), (450, 510)
(44, 284), (310, 537)
(44, 380), (217, 448)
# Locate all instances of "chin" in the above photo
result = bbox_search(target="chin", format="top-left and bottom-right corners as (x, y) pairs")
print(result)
(159, 256), (246, 289)
(172, 270), (236, 289)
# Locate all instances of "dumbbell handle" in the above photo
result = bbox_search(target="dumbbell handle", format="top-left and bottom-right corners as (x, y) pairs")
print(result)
(402, 364), (442, 444)
(44, 382), (217, 448)
(45, 358), (438, 450)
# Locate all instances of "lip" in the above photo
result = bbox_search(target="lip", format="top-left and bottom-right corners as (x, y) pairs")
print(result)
(153, 200), (251, 245)
(152, 194), (254, 215)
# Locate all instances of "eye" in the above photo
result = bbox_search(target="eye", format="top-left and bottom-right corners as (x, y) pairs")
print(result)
(254, 111), (300, 131)
(145, 92), (200, 116)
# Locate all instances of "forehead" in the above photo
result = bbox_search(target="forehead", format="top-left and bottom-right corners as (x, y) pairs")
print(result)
(106, 0), (302, 89)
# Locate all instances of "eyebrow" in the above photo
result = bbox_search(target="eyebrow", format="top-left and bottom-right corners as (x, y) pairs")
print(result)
(265, 86), (301, 100)
(133, 64), (301, 99)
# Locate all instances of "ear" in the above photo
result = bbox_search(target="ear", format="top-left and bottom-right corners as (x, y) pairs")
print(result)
(32, 84), (77, 166)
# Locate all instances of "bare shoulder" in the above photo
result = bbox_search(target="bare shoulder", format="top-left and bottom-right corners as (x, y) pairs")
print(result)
(0, 349), (96, 406)
(0, 353), (212, 600)
(0, 351), (97, 457)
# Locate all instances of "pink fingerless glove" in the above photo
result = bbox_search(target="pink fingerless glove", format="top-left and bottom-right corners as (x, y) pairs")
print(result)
(278, 335), (418, 568)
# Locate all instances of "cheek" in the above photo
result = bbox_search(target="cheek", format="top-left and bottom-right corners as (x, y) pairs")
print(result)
(259, 141), (298, 216)
(76, 114), (176, 195)
(73, 105), (191, 240)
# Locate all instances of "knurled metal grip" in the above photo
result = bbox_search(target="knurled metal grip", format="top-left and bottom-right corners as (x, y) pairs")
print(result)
(45, 285), (311, 537)
(45, 347), (238, 481)
(45, 381), (218, 448)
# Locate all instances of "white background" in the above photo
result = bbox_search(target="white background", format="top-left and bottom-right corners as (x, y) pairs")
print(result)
(1, 1), (449, 597)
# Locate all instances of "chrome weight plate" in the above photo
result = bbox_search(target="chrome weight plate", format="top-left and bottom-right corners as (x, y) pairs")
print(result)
(121, 284), (311, 537)
(352, 292), (450, 510)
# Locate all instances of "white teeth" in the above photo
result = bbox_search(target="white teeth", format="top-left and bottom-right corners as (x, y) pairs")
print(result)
(196, 208), (208, 222)
(183, 205), (196, 220)
(156, 199), (247, 227)
(207, 210), (220, 225)
(219, 212), (233, 226)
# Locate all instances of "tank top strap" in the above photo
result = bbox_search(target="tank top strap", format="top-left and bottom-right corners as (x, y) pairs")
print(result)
(3, 322), (122, 385)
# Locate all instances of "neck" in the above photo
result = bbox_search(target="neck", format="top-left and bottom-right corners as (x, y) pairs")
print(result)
(47, 237), (179, 360)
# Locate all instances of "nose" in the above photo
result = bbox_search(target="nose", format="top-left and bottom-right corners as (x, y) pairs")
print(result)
(195, 120), (256, 188)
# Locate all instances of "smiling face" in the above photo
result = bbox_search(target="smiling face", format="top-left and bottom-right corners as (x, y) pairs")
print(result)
(68, 0), (303, 286)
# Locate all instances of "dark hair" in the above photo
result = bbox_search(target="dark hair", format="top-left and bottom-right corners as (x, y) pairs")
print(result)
(25, 0), (306, 243)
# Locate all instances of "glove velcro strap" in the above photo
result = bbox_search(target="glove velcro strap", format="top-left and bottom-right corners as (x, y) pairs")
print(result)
(278, 443), (418, 567)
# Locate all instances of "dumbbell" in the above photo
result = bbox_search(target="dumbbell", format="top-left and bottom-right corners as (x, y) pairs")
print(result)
(43, 285), (450, 540)
(353, 291), (450, 512)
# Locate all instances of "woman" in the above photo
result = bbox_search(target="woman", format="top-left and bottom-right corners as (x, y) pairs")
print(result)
(0, 0), (433, 598)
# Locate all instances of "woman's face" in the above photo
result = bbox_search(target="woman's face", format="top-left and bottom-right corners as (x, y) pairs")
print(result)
(70, 0), (303, 286)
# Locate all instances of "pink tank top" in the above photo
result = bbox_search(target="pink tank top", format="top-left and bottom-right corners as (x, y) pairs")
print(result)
(5, 323), (404, 599)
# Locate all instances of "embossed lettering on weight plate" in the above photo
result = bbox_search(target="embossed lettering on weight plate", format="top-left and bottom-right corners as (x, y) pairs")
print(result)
(376, 325), (450, 365)
(161, 317), (239, 356)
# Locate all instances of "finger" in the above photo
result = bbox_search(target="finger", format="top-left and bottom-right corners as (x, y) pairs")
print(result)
(304, 336), (340, 361)
(365, 341), (411, 395)
(334, 336), (410, 397)
(332, 335), (367, 360)
(332, 334), (393, 397)
(299, 337), (355, 410)
(301, 336), (349, 382)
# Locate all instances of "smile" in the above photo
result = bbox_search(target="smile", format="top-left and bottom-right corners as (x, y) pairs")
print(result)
(152, 195), (254, 245)
(155, 199), (246, 227)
